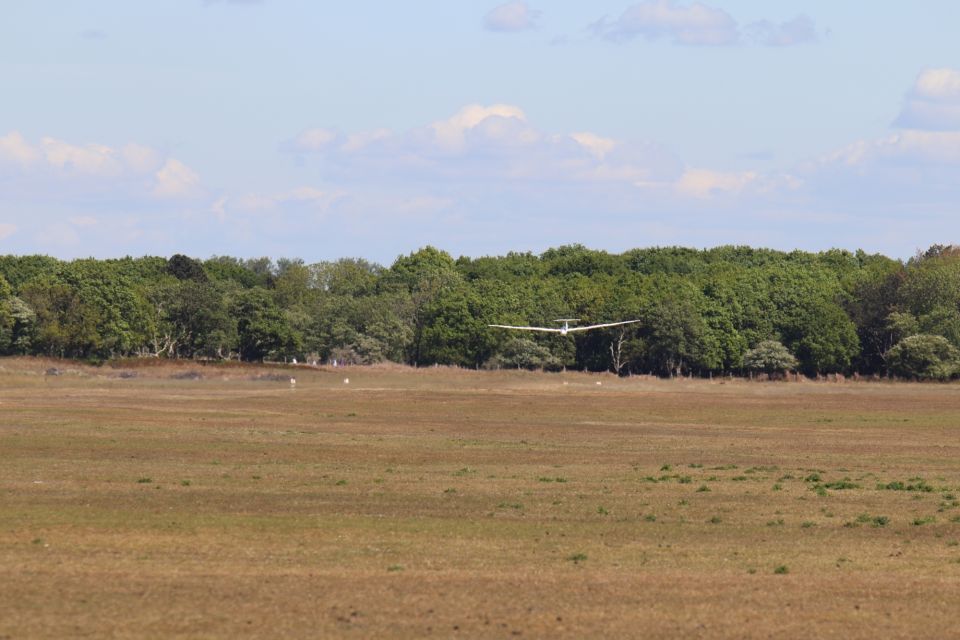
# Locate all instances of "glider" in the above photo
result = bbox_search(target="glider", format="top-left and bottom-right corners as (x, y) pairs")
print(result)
(488, 318), (641, 336)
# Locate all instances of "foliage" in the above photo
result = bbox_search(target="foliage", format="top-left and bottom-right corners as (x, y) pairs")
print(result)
(167, 254), (208, 282)
(233, 288), (295, 361)
(743, 340), (798, 374)
(2, 244), (960, 375)
(486, 337), (561, 370)
(886, 334), (960, 380)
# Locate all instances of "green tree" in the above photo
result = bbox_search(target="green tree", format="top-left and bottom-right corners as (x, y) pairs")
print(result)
(845, 257), (905, 372)
(204, 256), (266, 288)
(765, 263), (858, 374)
(0, 276), (35, 354)
(145, 280), (236, 358)
(0, 296), (35, 354)
(639, 280), (716, 376)
(167, 254), (208, 282)
(20, 280), (103, 358)
(49, 260), (153, 357)
(743, 340), (798, 375)
(385, 247), (462, 365)
(0, 255), (60, 290)
(233, 288), (293, 361)
(887, 334), (960, 380)
(313, 258), (382, 297)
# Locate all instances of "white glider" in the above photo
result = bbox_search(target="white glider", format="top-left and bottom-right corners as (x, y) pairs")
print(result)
(488, 318), (641, 336)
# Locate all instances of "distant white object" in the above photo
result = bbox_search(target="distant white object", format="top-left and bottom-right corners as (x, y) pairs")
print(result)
(343, 378), (350, 384)
(292, 358), (297, 364)
(488, 318), (641, 336)
(333, 359), (338, 367)
(290, 377), (296, 385)
(596, 381), (602, 386)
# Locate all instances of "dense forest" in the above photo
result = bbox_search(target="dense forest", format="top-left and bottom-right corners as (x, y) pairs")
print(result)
(2, 244), (960, 379)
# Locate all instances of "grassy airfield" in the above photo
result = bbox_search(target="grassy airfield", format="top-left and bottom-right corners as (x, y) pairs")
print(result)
(2, 358), (960, 638)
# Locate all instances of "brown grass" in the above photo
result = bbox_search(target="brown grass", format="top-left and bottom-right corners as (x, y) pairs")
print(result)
(1, 357), (959, 638)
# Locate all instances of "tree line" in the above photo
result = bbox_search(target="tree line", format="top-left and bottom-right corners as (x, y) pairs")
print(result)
(1, 244), (959, 379)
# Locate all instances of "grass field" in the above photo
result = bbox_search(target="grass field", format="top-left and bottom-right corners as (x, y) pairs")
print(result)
(2, 358), (960, 638)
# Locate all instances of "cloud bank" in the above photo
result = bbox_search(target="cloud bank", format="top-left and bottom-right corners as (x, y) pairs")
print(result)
(285, 103), (685, 188)
(591, 1), (818, 47)
(5, 71), (960, 262)
(594, 0), (737, 46)
(0, 132), (201, 199)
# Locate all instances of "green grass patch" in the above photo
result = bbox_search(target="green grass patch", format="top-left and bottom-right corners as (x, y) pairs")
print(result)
(822, 480), (859, 490)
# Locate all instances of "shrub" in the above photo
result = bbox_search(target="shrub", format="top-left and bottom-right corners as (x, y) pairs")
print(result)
(823, 480), (859, 490)
(744, 340), (798, 375)
(887, 334), (960, 380)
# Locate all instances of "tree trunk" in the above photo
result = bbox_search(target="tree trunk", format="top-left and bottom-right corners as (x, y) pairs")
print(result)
(609, 328), (627, 375)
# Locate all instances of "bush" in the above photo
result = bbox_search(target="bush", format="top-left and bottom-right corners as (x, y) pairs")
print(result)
(485, 337), (561, 371)
(743, 340), (798, 375)
(886, 334), (960, 380)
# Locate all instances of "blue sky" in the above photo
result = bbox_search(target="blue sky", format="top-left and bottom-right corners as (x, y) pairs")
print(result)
(2, 1), (960, 263)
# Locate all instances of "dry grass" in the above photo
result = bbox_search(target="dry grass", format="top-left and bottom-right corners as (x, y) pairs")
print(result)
(2, 357), (959, 638)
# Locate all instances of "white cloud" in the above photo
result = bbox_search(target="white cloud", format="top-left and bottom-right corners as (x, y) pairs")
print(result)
(282, 186), (343, 211)
(41, 137), (124, 176)
(122, 143), (162, 173)
(814, 71), (960, 170)
(745, 15), (818, 47)
(429, 103), (530, 152)
(0, 131), (197, 200)
(789, 71), (960, 231)
(285, 186), (327, 202)
(290, 104), (689, 191)
(233, 193), (277, 212)
(342, 128), (392, 152)
(593, 0), (739, 46)
(895, 68), (960, 131)
(675, 169), (800, 198)
(819, 70), (960, 169)
(914, 68), (960, 100)
(570, 132), (617, 159)
(0, 223), (16, 240)
(820, 131), (960, 169)
(152, 159), (202, 198)
(591, 3), (822, 48)
(217, 186), (344, 219)
(0, 132), (40, 166)
(210, 196), (228, 222)
(677, 169), (758, 197)
(287, 106), (541, 160)
(484, 2), (540, 32)
(291, 128), (340, 152)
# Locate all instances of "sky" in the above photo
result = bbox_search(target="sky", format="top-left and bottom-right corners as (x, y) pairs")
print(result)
(2, 0), (960, 264)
